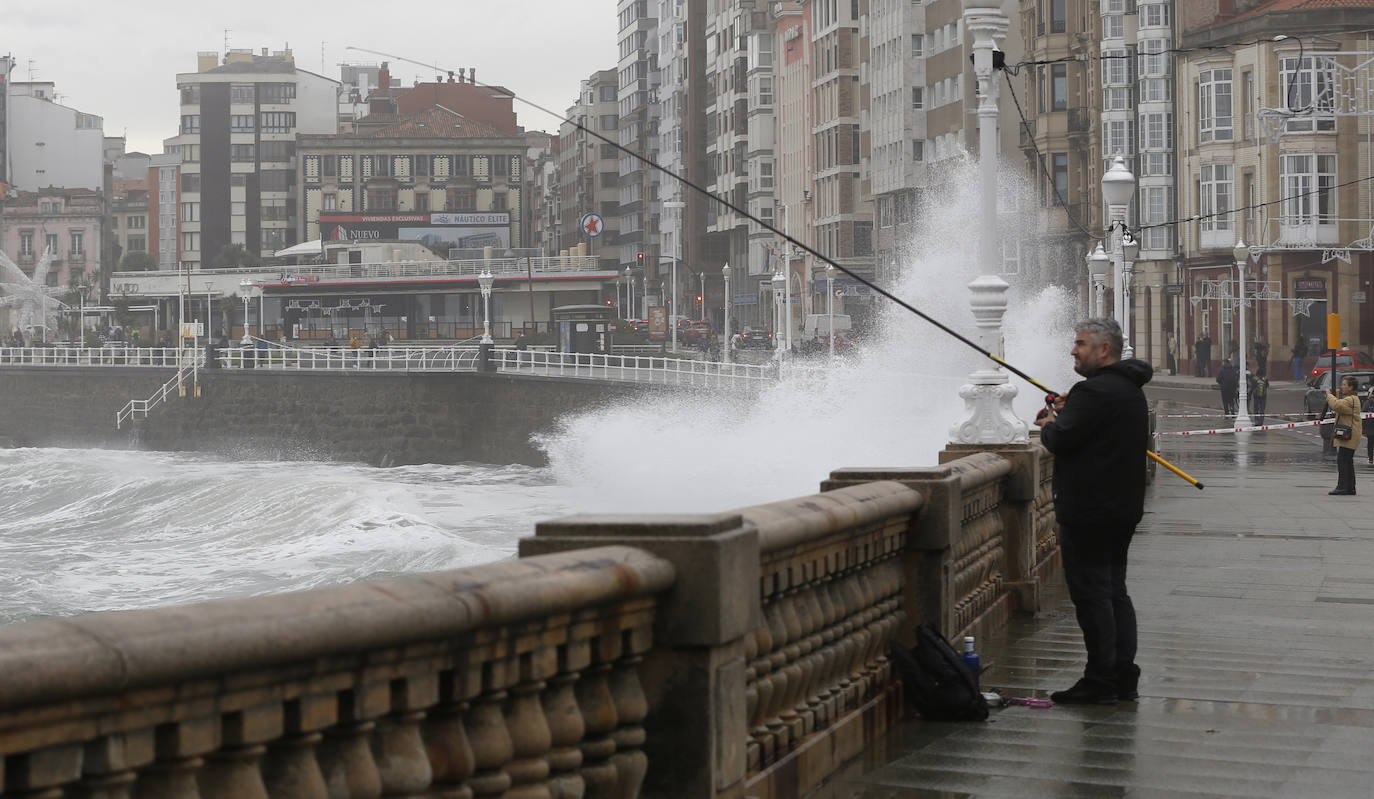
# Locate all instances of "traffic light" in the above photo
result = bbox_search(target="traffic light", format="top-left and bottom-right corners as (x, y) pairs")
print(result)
(604, 298), (613, 307)
(636, 252), (644, 266)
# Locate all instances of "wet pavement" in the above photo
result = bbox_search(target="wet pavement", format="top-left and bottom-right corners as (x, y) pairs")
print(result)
(810, 391), (1374, 798)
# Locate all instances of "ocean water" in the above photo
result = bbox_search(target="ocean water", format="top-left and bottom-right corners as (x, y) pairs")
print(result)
(0, 158), (1079, 624)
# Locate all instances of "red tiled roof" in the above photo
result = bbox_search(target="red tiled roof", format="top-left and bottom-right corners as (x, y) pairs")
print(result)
(361, 106), (507, 139)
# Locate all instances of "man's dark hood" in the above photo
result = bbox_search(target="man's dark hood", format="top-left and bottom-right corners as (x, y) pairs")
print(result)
(1093, 357), (1153, 387)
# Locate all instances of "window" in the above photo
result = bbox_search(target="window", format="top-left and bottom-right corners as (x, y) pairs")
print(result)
(181, 173), (201, 192)
(1052, 153), (1068, 205)
(414, 155), (429, 177)
(259, 112), (296, 133)
(452, 155), (470, 176)
(322, 193), (337, 211)
(1050, 0), (1065, 33)
(1200, 164), (1233, 232)
(1141, 3), (1171, 27)
(911, 34), (923, 57)
(44, 233), (59, 255)
(1139, 39), (1167, 78)
(19, 230), (33, 256)
(1141, 78), (1169, 103)
(231, 201), (245, 217)
(179, 85), (201, 105)
(1281, 57), (1336, 132)
(492, 155), (509, 176)
(181, 202), (200, 222)
(366, 189), (397, 210)
(127, 215), (146, 229)
(258, 83), (296, 103)
(1142, 152), (1172, 176)
(912, 140), (924, 161)
(323, 155), (338, 177)
(446, 188), (475, 211)
(260, 201), (290, 221)
(127, 235), (146, 253)
(1140, 111), (1173, 150)
(230, 84), (255, 104)
(600, 114), (617, 131)
(69, 231), (84, 255)
(911, 87), (923, 109)
(1241, 71), (1254, 140)
(1102, 50), (1128, 86)
(260, 170), (294, 191)
(1103, 119), (1133, 156)
(180, 115), (200, 134)
(230, 114), (255, 132)
(1051, 64), (1067, 111)
(1142, 187), (1172, 250)
(231, 144), (255, 162)
(1103, 14), (1124, 39)
(371, 155), (391, 177)
(414, 192), (429, 212)
(1281, 154), (1337, 224)
(1198, 68), (1233, 143)
(1037, 66), (1047, 112)
(1105, 87), (1130, 111)
(261, 229), (288, 250)
(600, 84), (616, 101)
(259, 141), (294, 162)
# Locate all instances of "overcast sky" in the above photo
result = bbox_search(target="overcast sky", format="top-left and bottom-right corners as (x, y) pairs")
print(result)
(6, 1), (620, 154)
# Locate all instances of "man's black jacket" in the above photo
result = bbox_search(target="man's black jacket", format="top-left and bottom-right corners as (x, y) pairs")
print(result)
(1040, 358), (1153, 529)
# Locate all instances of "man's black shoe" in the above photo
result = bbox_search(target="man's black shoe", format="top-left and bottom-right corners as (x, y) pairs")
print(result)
(1329, 489), (1355, 495)
(1050, 678), (1118, 705)
(1117, 665), (1141, 701)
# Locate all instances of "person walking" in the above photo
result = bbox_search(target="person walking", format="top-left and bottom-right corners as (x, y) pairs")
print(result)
(1216, 358), (1239, 415)
(1166, 331), (1178, 376)
(1200, 333), (1213, 377)
(1250, 371), (1269, 425)
(1034, 317), (1152, 704)
(1361, 386), (1374, 465)
(1253, 336), (1270, 377)
(1292, 337), (1308, 382)
(1327, 374), (1362, 495)
(1194, 335), (1205, 377)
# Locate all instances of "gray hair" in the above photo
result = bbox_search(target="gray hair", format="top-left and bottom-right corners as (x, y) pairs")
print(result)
(1075, 317), (1124, 359)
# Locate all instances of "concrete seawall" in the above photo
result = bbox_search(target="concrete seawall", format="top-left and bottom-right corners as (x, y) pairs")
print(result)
(0, 367), (650, 466)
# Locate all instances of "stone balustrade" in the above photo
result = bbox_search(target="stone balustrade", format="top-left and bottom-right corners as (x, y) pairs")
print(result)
(0, 546), (674, 799)
(0, 445), (1061, 799)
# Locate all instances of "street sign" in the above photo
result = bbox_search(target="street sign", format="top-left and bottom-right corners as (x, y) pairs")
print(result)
(580, 213), (605, 238)
(1165, 283), (1184, 296)
(1355, 291), (1367, 304)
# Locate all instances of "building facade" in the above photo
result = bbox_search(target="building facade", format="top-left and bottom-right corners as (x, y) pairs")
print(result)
(1177, 2), (1374, 375)
(616, 0), (663, 276)
(2, 79), (104, 193)
(170, 48), (339, 269)
(0, 188), (104, 322)
(559, 70), (622, 272)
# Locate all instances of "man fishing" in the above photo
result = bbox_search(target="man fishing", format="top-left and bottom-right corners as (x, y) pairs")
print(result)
(1034, 318), (1152, 704)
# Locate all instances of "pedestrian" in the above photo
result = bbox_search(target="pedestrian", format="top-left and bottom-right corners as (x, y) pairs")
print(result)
(1194, 335), (1205, 377)
(1166, 331), (1178, 376)
(1327, 373), (1362, 495)
(1216, 358), (1239, 415)
(1034, 317), (1151, 704)
(1250, 371), (1269, 425)
(1253, 336), (1269, 377)
(1292, 336), (1308, 382)
(1362, 385), (1374, 465)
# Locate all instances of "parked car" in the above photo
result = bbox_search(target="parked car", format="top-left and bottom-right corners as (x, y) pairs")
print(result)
(630, 319), (649, 337)
(1309, 349), (1374, 380)
(1304, 369), (1374, 418)
(738, 326), (774, 349)
(682, 321), (716, 345)
(832, 329), (860, 353)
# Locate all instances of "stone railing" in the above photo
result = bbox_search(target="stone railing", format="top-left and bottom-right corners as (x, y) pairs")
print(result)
(0, 445), (1060, 799)
(0, 546), (673, 798)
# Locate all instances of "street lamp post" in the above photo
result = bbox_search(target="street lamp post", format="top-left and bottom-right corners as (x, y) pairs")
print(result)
(1233, 240), (1254, 427)
(771, 270), (786, 359)
(1101, 155), (1138, 358)
(77, 284), (88, 345)
(238, 280), (254, 342)
(699, 271), (706, 322)
(826, 264), (836, 357)
(722, 262), (732, 364)
(623, 267), (631, 319)
(663, 200), (685, 351)
(1086, 244), (1110, 317)
(477, 270), (494, 344)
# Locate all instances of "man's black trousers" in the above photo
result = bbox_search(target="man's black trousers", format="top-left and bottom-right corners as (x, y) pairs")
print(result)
(1059, 524), (1137, 688)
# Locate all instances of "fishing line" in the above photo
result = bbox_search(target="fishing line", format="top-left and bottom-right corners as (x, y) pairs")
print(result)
(348, 46), (1204, 488)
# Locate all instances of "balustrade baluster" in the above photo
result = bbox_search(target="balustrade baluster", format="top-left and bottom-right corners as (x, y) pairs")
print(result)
(424, 672), (476, 799)
(373, 710), (432, 797)
(542, 672), (585, 799)
(318, 720), (383, 799)
(760, 599), (791, 754)
(199, 744), (269, 799)
(262, 732), (328, 799)
(69, 772), (137, 799)
(608, 653), (647, 799)
(137, 756), (204, 799)
(464, 689), (514, 798)
(503, 678), (553, 799)
(70, 731), (153, 799)
(574, 662), (618, 799)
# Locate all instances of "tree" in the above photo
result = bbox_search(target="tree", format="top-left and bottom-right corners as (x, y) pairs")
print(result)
(212, 244), (261, 269)
(117, 251), (157, 272)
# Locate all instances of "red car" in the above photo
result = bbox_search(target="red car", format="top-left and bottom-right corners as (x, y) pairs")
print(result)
(1309, 349), (1374, 381)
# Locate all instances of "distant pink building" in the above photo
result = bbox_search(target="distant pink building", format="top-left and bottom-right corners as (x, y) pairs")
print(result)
(0, 187), (104, 292)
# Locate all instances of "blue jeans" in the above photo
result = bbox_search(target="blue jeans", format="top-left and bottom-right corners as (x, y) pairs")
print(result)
(1059, 524), (1138, 687)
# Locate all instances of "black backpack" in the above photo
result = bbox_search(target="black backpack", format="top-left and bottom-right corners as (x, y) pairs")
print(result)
(887, 624), (988, 721)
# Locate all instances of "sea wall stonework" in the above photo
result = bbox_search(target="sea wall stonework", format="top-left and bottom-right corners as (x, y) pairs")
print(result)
(0, 367), (648, 465)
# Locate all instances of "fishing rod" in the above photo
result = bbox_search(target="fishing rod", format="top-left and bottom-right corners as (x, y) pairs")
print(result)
(346, 45), (1204, 490)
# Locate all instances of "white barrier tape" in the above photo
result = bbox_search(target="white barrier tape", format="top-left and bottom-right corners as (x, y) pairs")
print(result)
(1159, 412), (1374, 437)
(1156, 412), (1307, 419)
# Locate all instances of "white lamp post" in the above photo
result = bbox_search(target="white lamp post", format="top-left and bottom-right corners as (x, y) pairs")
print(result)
(238, 280), (253, 342)
(623, 267), (632, 319)
(1233, 240), (1253, 426)
(826, 264), (836, 357)
(663, 200), (685, 350)
(1086, 243), (1110, 317)
(1101, 155), (1137, 358)
(477, 270), (494, 344)
(771, 270), (786, 357)
(722, 262), (732, 364)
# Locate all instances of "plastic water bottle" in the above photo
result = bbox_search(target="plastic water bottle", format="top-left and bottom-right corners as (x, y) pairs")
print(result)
(962, 636), (981, 690)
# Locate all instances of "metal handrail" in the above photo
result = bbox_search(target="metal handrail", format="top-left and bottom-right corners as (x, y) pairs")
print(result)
(494, 349), (772, 389)
(115, 352), (204, 429)
(112, 255), (605, 282)
(0, 346), (185, 367)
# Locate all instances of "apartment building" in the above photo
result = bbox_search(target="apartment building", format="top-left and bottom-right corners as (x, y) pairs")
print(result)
(559, 70), (621, 271)
(149, 152), (181, 271)
(2, 77), (104, 193)
(110, 178), (151, 269)
(0, 188), (103, 288)
(171, 48), (338, 269)
(775, 1), (815, 327)
(616, 0), (662, 274)
(1177, 1), (1374, 371)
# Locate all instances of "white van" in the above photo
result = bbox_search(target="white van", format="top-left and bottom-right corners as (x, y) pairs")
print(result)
(802, 314), (853, 341)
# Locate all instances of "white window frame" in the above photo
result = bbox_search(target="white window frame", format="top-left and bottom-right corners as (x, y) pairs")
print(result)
(1281, 56), (1336, 132)
(1200, 163), (1234, 246)
(1198, 68), (1233, 144)
(1280, 154), (1338, 243)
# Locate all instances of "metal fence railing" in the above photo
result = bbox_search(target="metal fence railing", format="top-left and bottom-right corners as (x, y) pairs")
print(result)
(0, 347), (185, 367)
(494, 349), (774, 389)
